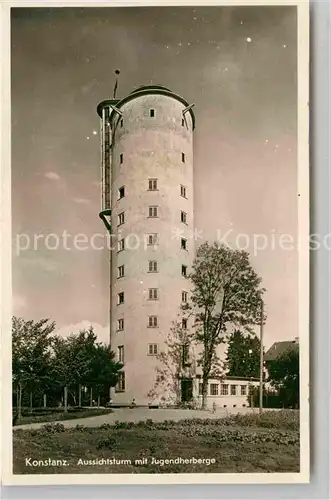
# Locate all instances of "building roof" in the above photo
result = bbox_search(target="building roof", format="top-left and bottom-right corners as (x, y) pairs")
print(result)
(264, 340), (299, 361)
(224, 375), (260, 382)
(197, 374), (260, 382)
(130, 85), (171, 94)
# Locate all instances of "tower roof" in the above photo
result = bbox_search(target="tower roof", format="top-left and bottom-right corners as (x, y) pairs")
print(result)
(129, 85), (172, 94)
(97, 85), (195, 129)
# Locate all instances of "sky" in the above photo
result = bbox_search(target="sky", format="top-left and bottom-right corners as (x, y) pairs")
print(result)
(11, 6), (298, 348)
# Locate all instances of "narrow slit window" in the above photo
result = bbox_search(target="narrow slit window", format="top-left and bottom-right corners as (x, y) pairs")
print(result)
(120, 153), (124, 164)
(118, 212), (125, 226)
(118, 239), (125, 252)
(181, 211), (187, 224)
(181, 238), (187, 250)
(150, 109), (155, 117)
(120, 118), (124, 128)
(181, 265), (187, 277)
(181, 152), (185, 163)
(116, 372), (125, 392)
(182, 291), (188, 303)
(117, 265), (124, 278)
(182, 345), (189, 367)
(118, 345), (124, 363)
(180, 185), (187, 198)
(118, 292), (124, 305)
(117, 318), (124, 331)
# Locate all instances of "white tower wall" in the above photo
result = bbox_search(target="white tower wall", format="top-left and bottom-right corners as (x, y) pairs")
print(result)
(98, 87), (195, 405)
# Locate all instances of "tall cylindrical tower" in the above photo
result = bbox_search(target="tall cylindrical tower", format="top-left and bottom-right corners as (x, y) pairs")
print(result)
(97, 85), (195, 405)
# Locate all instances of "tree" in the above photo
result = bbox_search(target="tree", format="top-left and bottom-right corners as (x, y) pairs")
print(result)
(188, 242), (265, 409)
(266, 347), (299, 408)
(225, 329), (261, 378)
(51, 327), (123, 410)
(147, 318), (197, 406)
(12, 317), (55, 418)
(89, 343), (123, 406)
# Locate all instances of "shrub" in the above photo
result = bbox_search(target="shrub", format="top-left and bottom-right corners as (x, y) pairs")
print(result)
(113, 420), (134, 429)
(100, 423), (112, 430)
(41, 423), (65, 433)
(176, 425), (299, 445)
(96, 436), (118, 450)
(74, 425), (88, 432)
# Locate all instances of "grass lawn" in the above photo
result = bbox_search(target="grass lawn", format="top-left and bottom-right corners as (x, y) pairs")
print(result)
(13, 412), (300, 474)
(13, 408), (112, 426)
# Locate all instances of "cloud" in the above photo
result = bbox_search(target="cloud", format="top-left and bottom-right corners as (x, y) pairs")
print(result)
(45, 171), (61, 180)
(55, 321), (109, 344)
(72, 198), (91, 204)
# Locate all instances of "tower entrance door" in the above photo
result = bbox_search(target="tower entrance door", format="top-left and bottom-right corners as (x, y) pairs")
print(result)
(181, 378), (193, 403)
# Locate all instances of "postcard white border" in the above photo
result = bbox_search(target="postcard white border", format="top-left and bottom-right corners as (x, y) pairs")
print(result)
(0, 0), (310, 486)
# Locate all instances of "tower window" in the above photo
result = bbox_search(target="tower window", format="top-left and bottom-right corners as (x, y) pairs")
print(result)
(182, 118), (185, 127)
(118, 186), (125, 199)
(182, 152), (185, 163)
(150, 109), (155, 117)
(120, 118), (124, 128)
(148, 261), (158, 273)
(118, 212), (125, 226)
(182, 318), (188, 329)
(148, 316), (158, 328)
(117, 318), (124, 331)
(118, 345), (124, 363)
(148, 344), (158, 355)
(181, 265), (187, 277)
(148, 288), (158, 300)
(118, 292), (124, 305)
(120, 153), (124, 164)
(181, 211), (187, 224)
(180, 185), (187, 198)
(182, 291), (188, 303)
(210, 384), (219, 396)
(116, 372), (125, 392)
(181, 238), (187, 250)
(148, 178), (158, 191)
(148, 206), (158, 218)
(117, 265), (124, 278)
(118, 238), (125, 252)
(147, 233), (158, 246)
(182, 344), (189, 367)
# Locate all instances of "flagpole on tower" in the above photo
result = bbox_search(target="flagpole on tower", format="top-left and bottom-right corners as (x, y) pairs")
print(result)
(113, 69), (120, 99)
